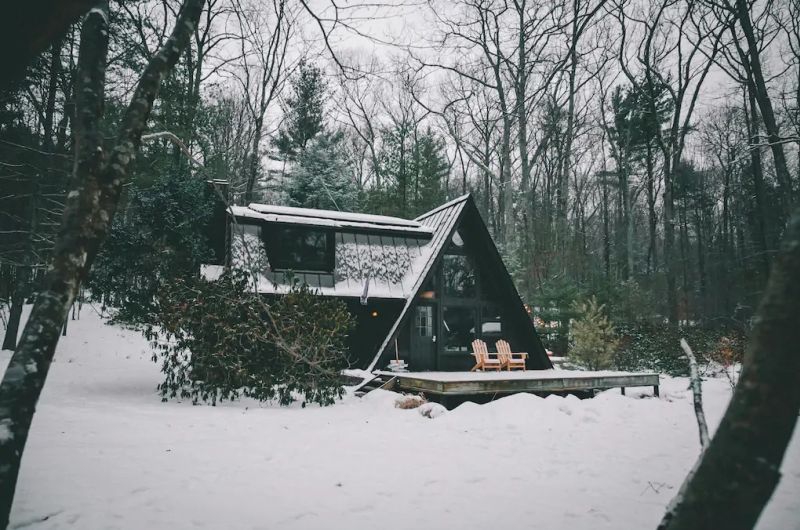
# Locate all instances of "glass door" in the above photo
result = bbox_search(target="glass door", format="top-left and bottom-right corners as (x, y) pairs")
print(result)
(409, 304), (437, 371)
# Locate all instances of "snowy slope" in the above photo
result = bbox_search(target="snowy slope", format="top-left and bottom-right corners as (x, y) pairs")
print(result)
(2, 307), (799, 530)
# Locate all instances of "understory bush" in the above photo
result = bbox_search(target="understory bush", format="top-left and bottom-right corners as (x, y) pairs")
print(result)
(146, 270), (355, 406)
(89, 171), (215, 324)
(568, 297), (620, 370)
(614, 322), (747, 376)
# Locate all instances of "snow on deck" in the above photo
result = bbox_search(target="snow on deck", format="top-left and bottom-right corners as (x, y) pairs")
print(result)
(2, 307), (799, 530)
(375, 369), (656, 382)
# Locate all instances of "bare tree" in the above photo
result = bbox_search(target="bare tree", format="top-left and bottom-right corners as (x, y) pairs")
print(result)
(232, 0), (295, 204)
(0, 1), (205, 526)
(614, 0), (727, 322)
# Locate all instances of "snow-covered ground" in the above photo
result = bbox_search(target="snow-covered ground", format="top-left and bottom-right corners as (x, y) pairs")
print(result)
(2, 307), (799, 530)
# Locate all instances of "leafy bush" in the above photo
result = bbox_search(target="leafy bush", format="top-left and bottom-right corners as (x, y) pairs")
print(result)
(146, 270), (355, 406)
(89, 171), (215, 324)
(614, 322), (747, 376)
(568, 297), (620, 370)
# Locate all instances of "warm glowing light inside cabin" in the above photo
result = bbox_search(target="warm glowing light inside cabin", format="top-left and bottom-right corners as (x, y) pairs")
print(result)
(371, 310), (379, 317)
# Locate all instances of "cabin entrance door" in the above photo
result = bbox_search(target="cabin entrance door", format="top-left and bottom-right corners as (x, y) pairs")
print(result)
(409, 304), (437, 371)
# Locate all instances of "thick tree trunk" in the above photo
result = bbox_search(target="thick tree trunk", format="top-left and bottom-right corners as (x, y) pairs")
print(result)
(646, 143), (658, 273)
(744, 84), (772, 278)
(245, 115), (264, 204)
(0, 2), (204, 528)
(663, 157), (678, 322)
(735, 0), (794, 205)
(557, 0), (579, 255)
(658, 207), (800, 529)
(498, 116), (513, 247)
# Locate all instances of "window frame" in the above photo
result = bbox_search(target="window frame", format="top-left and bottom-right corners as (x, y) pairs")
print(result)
(440, 253), (478, 301)
(261, 223), (336, 274)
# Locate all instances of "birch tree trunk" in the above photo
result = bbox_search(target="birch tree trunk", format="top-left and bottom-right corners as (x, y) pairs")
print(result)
(0, 1), (204, 527)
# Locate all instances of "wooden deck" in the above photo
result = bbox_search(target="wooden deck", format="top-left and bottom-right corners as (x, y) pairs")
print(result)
(374, 369), (660, 397)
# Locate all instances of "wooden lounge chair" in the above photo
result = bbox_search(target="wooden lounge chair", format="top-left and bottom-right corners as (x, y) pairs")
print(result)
(471, 339), (503, 371)
(496, 340), (527, 371)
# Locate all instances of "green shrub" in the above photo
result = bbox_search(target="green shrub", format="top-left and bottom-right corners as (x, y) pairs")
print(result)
(89, 171), (214, 324)
(568, 297), (620, 370)
(145, 270), (355, 406)
(614, 322), (747, 376)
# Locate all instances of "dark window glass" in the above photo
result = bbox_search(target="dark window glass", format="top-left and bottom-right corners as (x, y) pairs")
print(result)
(442, 254), (476, 298)
(481, 313), (503, 343)
(263, 226), (334, 272)
(442, 306), (476, 353)
(416, 306), (433, 337)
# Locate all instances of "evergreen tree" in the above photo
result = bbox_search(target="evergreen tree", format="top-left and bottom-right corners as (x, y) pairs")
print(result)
(285, 132), (358, 211)
(89, 172), (215, 322)
(413, 130), (449, 214)
(568, 297), (620, 370)
(273, 60), (327, 158)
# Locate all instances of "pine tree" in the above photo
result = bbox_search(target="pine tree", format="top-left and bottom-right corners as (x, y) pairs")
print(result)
(569, 296), (620, 370)
(273, 60), (326, 158)
(412, 130), (448, 214)
(285, 132), (358, 211)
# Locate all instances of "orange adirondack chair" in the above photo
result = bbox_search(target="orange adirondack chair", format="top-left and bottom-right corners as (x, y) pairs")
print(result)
(496, 340), (527, 371)
(471, 339), (503, 371)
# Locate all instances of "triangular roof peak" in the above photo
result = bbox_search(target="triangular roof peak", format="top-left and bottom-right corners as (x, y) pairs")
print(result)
(415, 193), (472, 222)
(367, 196), (471, 370)
(367, 193), (552, 371)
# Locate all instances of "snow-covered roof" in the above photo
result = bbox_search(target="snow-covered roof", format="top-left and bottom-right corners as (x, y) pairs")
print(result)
(222, 198), (471, 300)
(249, 203), (423, 228)
(366, 195), (471, 368)
(231, 204), (433, 235)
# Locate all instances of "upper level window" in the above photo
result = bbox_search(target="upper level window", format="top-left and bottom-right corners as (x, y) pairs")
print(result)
(451, 230), (465, 248)
(262, 225), (335, 273)
(442, 254), (476, 298)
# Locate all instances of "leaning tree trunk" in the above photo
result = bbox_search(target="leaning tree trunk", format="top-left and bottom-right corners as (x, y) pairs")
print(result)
(658, 206), (800, 529)
(1, 268), (29, 352)
(0, 1), (204, 528)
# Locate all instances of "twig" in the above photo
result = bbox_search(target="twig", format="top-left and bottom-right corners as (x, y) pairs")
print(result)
(681, 338), (710, 450)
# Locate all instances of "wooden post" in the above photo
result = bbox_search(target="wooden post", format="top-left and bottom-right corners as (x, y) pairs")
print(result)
(621, 387), (626, 396)
(654, 385), (660, 397)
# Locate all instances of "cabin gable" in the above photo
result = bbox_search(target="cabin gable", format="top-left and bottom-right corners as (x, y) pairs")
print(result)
(208, 194), (550, 372)
(368, 196), (551, 372)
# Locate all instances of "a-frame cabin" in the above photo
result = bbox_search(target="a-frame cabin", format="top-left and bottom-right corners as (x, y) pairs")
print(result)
(207, 194), (552, 372)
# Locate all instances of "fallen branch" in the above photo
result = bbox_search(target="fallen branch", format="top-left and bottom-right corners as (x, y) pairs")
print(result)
(141, 131), (204, 168)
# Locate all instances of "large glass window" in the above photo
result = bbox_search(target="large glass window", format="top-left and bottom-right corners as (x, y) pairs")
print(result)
(263, 226), (334, 273)
(442, 306), (476, 352)
(480, 310), (503, 345)
(442, 254), (476, 298)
